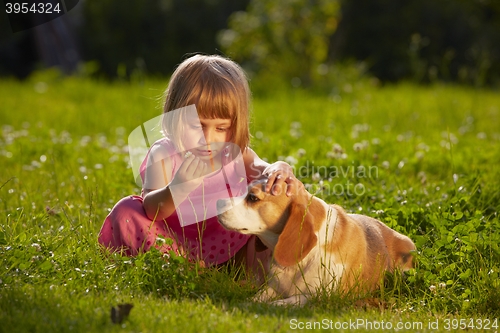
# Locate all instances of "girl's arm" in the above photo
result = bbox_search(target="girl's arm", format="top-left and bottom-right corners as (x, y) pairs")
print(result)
(243, 147), (303, 196)
(142, 145), (207, 220)
(142, 186), (176, 221)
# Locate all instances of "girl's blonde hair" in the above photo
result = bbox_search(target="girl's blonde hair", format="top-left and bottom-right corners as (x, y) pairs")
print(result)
(162, 54), (251, 152)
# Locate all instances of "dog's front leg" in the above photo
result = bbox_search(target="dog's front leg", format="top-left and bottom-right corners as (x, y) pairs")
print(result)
(252, 285), (280, 303)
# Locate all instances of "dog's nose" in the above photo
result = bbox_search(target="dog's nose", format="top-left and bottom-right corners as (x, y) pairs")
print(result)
(216, 199), (228, 213)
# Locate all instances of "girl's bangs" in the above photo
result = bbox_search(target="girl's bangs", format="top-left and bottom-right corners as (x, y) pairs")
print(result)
(188, 77), (239, 121)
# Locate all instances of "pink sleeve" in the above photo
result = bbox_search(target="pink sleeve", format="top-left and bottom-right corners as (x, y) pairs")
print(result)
(139, 137), (179, 188)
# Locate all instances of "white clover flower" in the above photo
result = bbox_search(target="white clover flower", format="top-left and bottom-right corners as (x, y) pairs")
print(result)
(477, 132), (487, 140)
(415, 151), (425, 160)
(416, 142), (430, 151)
(285, 156), (298, 166)
(352, 123), (369, 132)
(417, 171), (427, 183)
(79, 136), (91, 147)
(115, 127), (126, 136)
(441, 131), (458, 144)
(332, 144), (344, 154)
(326, 151), (336, 159)
(440, 140), (451, 149)
(289, 122), (303, 138)
(312, 172), (321, 182)
(297, 148), (306, 157)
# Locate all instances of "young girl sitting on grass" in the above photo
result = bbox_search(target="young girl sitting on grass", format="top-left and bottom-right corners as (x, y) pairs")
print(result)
(98, 54), (301, 278)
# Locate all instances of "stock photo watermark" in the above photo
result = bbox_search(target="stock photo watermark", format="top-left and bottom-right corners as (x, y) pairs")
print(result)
(4, 0), (79, 32)
(290, 317), (499, 331)
(293, 161), (379, 197)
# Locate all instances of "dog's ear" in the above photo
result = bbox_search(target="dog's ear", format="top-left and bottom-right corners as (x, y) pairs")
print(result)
(274, 202), (317, 267)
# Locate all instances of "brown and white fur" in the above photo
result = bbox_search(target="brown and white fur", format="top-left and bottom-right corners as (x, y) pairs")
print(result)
(217, 180), (416, 305)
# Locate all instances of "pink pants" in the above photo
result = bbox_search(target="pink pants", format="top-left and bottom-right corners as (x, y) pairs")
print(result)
(98, 195), (272, 283)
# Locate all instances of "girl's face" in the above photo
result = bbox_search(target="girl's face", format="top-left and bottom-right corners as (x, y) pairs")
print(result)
(181, 117), (232, 160)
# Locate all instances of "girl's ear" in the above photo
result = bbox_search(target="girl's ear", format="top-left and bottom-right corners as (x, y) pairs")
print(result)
(273, 202), (317, 267)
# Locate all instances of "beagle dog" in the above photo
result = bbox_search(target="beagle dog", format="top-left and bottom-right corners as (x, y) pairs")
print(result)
(217, 180), (416, 305)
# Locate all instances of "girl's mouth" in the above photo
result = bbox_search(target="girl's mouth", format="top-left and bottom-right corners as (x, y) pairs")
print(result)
(195, 149), (213, 156)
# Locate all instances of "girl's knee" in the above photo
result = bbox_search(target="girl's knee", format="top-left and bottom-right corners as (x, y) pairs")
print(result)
(109, 196), (146, 220)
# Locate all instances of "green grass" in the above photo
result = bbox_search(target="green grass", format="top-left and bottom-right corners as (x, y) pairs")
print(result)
(0, 70), (499, 332)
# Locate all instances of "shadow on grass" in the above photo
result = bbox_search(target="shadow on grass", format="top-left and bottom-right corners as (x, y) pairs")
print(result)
(0, 286), (111, 333)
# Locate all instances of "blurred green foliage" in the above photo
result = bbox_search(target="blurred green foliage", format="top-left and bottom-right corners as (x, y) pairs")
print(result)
(218, 0), (340, 85)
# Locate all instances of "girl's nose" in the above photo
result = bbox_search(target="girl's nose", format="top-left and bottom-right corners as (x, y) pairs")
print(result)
(199, 129), (210, 145)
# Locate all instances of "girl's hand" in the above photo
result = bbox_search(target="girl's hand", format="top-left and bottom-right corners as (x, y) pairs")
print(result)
(263, 161), (303, 196)
(170, 153), (208, 194)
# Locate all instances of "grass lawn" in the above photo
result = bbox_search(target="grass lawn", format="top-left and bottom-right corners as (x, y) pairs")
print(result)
(0, 71), (499, 332)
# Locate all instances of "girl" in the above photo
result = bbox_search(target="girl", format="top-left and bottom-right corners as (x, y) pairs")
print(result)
(98, 54), (301, 277)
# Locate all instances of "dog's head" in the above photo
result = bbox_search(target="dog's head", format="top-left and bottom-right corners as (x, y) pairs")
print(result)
(217, 180), (321, 267)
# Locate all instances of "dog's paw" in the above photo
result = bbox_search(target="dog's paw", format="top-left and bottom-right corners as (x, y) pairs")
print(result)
(252, 292), (270, 303)
(269, 299), (291, 306)
(270, 295), (308, 306)
(252, 287), (278, 303)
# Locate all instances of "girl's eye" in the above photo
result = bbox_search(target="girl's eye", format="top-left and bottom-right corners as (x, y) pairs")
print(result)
(217, 127), (228, 132)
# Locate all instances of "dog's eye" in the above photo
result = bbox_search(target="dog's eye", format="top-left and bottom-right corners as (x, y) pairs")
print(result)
(247, 193), (259, 202)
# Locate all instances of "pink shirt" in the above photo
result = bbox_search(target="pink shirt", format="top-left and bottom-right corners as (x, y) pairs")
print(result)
(139, 137), (250, 265)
